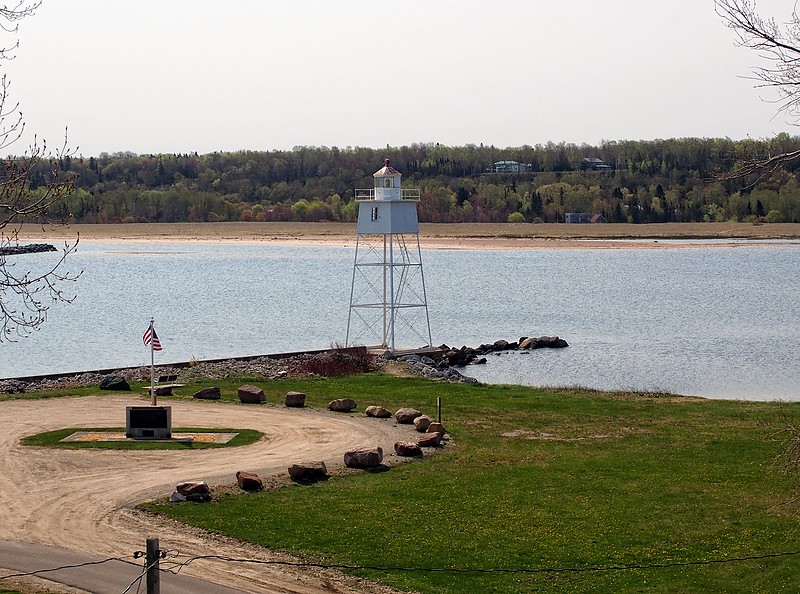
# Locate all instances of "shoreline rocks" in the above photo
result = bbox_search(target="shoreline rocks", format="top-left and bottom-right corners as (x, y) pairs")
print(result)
(0, 243), (57, 256)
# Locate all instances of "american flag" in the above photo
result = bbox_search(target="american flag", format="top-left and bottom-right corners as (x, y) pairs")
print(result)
(143, 323), (163, 351)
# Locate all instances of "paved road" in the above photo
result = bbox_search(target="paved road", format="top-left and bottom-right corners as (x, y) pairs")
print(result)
(0, 540), (246, 593)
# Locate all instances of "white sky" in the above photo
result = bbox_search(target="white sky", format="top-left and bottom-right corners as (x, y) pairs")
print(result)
(1, 0), (795, 157)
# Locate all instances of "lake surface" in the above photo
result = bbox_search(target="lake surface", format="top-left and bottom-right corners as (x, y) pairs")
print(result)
(1, 241), (797, 401)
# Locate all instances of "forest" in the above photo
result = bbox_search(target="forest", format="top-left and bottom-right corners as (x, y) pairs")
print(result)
(24, 134), (800, 225)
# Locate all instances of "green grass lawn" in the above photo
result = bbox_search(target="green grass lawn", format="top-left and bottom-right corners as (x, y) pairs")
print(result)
(132, 373), (800, 593)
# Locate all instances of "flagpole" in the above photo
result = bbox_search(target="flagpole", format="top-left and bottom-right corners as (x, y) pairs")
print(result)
(150, 318), (156, 406)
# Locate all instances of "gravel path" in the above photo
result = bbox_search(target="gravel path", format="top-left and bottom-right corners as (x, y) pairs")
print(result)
(0, 393), (419, 593)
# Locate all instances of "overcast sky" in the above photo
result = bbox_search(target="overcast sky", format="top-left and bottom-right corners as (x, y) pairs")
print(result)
(1, 0), (795, 157)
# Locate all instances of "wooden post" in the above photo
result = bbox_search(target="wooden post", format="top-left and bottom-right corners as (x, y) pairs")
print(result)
(146, 537), (160, 594)
(437, 396), (441, 423)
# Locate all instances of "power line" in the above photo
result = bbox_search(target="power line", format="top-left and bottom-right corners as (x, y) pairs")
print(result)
(0, 556), (135, 580)
(162, 549), (800, 576)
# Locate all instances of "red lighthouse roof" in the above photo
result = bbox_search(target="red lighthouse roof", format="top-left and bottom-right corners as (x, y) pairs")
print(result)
(374, 158), (401, 177)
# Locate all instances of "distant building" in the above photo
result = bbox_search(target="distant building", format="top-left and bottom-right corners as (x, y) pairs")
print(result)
(493, 160), (532, 173)
(591, 214), (606, 223)
(565, 212), (590, 224)
(583, 157), (612, 171)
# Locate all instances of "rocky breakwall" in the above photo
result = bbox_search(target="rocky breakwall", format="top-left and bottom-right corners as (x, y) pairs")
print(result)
(396, 336), (568, 383)
(441, 335), (569, 367)
(0, 243), (57, 256)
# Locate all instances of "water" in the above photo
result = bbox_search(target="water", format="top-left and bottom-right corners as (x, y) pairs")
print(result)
(1, 241), (797, 401)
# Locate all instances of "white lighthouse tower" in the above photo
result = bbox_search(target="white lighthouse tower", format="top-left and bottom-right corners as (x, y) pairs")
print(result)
(346, 159), (432, 352)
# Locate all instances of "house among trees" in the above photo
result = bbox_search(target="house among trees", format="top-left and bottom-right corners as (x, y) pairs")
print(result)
(591, 214), (606, 223)
(583, 157), (612, 171)
(565, 212), (590, 223)
(493, 160), (532, 173)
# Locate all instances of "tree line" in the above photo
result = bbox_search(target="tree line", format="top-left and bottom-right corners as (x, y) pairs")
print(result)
(24, 134), (800, 225)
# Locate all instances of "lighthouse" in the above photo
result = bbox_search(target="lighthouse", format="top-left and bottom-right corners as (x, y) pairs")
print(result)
(346, 159), (432, 352)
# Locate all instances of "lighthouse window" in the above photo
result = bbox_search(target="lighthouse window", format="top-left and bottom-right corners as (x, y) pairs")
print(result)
(371, 206), (379, 221)
(384, 177), (393, 188)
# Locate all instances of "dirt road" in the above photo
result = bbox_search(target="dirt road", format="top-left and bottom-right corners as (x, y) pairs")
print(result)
(0, 394), (418, 593)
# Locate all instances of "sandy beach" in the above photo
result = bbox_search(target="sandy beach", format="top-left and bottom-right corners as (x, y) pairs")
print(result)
(12, 221), (800, 250)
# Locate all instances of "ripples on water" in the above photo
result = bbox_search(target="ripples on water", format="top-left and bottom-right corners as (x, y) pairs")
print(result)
(1, 241), (797, 401)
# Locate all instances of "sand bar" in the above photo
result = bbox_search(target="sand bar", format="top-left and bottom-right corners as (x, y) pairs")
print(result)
(11, 221), (800, 250)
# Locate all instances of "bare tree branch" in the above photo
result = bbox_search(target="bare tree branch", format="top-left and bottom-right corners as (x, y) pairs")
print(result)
(0, 1), (80, 341)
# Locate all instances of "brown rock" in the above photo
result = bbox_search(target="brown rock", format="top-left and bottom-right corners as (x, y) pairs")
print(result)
(427, 422), (446, 434)
(176, 480), (210, 497)
(395, 407), (423, 424)
(288, 461), (329, 482)
(236, 470), (264, 492)
(328, 398), (357, 412)
(193, 387), (221, 400)
(394, 441), (423, 457)
(238, 385), (266, 404)
(417, 433), (443, 447)
(344, 446), (383, 468)
(518, 337), (535, 349)
(285, 391), (306, 407)
(413, 415), (433, 432)
(365, 405), (392, 418)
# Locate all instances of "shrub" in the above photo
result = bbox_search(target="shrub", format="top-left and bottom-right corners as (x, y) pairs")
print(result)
(293, 346), (374, 377)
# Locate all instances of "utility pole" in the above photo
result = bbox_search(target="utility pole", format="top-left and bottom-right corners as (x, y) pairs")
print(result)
(146, 537), (160, 594)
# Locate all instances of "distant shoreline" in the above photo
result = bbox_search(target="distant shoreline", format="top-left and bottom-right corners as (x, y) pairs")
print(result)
(14, 221), (800, 250)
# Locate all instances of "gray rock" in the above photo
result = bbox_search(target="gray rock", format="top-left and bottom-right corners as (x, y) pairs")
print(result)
(193, 387), (221, 400)
(99, 375), (130, 391)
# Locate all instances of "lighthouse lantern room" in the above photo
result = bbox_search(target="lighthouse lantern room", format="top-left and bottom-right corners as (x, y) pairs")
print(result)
(346, 160), (432, 352)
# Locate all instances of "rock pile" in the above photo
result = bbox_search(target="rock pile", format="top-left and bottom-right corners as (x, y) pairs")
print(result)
(395, 354), (479, 383)
(0, 243), (57, 256)
(439, 336), (569, 367)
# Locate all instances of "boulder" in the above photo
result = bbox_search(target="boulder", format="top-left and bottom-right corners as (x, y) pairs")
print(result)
(395, 407), (423, 424)
(99, 375), (130, 391)
(413, 415), (433, 432)
(284, 391), (306, 407)
(328, 398), (357, 412)
(493, 339), (510, 350)
(193, 387), (221, 400)
(288, 461), (328, 482)
(236, 470), (264, 492)
(344, 446), (383, 468)
(394, 441), (423, 457)
(520, 336), (570, 350)
(427, 422), (446, 434)
(365, 405), (392, 418)
(176, 480), (210, 500)
(238, 384), (266, 404)
(169, 491), (186, 503)
(446, 349), (475, 366)
(417, 433), (443, 448)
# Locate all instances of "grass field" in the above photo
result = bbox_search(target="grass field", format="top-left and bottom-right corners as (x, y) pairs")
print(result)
(138, 374), (800, 594)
